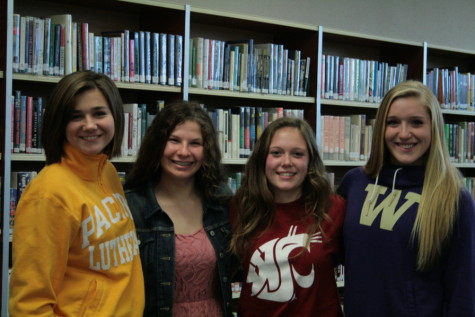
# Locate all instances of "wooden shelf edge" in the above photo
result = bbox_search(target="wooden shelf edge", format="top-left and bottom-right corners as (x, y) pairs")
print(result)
(11, 153), (137, 163)
(12, 73), (182, 93)
(115, 0), (185, 11)
(321, 99), (380, 109)
(188, 88), (315, 103)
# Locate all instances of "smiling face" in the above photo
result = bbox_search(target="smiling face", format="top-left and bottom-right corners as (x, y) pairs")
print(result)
(160, 120), (204, 182)
(384, 96), (432, 166)
(265, 127), (309, 203)
(65, 88), (115, 156)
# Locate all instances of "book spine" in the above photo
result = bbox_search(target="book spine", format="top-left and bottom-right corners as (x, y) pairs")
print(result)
(12, 14), (20, 72)
(152, 33), (159, 84)
(145, 31), (151, 84)
(167, 34), (175, 86)
(25, 96), (33, 153)
(175, 35), (183, 87)
(159, 33), (167, 85)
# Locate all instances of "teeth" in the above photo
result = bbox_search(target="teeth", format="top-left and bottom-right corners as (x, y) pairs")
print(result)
(399, 144), (414, 149)
(175, 161), (192, 166)
(82, 136), (98, 140)
(279, 172), (295, 176)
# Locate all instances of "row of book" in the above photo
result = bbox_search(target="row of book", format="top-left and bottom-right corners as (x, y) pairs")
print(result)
(320, 54), (408, 103)
(320, 115), (375, 161)
(121, 101), (165, 157)
(427, 67), (475, 110)
(206, 106), (304, 159)
(9, 91), (166, 156)
(12, 13), (183, 86)
(321, 114), (475, 164)
(11, 91), (43, 154)
(445, 122), (475, 163)
(189, 38), (311, 97)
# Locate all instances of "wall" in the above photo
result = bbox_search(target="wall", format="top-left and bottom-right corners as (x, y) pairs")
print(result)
(163, 0), (475, 52)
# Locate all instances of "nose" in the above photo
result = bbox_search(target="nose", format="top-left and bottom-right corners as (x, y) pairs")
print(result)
(282, 153), (292, 166)
(83, 115), (97, 130)
(398, 123), (411, 139)
(177, 142), (190, 156)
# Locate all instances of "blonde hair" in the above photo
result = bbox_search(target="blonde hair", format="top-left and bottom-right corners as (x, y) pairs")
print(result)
(365, 80), (463, 270)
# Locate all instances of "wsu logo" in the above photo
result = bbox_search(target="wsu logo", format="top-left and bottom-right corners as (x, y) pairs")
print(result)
(247, 226), (322, 302)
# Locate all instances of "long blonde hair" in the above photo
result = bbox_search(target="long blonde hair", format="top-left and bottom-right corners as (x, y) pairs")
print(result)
(365, 80), (462, 270)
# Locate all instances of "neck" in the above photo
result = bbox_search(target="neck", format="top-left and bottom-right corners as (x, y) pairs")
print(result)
(156, 175), (197, 199)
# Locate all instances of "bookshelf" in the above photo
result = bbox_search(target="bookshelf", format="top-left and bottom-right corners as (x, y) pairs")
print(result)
(3, 0), (475, 313)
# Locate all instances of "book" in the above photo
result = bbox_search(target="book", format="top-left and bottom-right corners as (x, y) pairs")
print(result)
(175, 34), (183, 87)
(12, 14), (21, 72)
(49, 14), (72, 75)
(123, 103), (139, 156)
(167, 34), (175, 86)
(159, 33), (167, 85)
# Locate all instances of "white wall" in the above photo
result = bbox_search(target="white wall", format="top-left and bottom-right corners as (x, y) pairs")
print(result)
(165, 0), (475, 52)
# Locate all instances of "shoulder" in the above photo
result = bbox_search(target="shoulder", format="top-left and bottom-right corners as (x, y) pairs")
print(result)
(457, 188), (475, 223)
(124, 182), (157, 220)
(337, 167), (368, 196)
(327, 194), (346, 222)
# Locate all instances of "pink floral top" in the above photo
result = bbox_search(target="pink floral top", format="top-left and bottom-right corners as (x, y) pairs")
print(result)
(173, 227), (223, 317)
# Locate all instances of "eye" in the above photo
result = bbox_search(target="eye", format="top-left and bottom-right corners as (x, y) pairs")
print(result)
(269, 150), (282, 157)
(168, 137), (180, 143)
(411, 119), (424, 126)
(70, 113), (83, 121)
(386, 119), (398, 126)
(292, 152), (305, 158)
(191, 140), (203, 146)
(93, 110), (108, 117)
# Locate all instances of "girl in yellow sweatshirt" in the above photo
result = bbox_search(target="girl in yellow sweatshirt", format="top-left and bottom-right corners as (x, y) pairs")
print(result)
(9, 71), (145, 317)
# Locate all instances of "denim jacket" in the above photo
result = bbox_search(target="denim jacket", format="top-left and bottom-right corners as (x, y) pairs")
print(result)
(125, 181), (233, 317)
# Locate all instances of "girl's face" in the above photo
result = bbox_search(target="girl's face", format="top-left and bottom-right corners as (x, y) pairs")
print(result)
(66, 88), (115, 156)
(385, 97), (432, 166)
(265, 127), (309, 203)
(160, 120), (204, 182)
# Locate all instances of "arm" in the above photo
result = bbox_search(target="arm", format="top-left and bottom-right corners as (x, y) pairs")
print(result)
(443, 189), (475, 316)
(9, 195), (77, 316)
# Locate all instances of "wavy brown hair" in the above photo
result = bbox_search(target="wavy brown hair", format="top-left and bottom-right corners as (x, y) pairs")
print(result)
(230, 117), (332, 256)
(365, 80), (462, 270)
(124, 101), (226, 202)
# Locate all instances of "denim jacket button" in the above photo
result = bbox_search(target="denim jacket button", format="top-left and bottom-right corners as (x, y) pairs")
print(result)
(219, 252), (224, 258)
(137, 239), (141, 245)
(210, 230), (215, 236)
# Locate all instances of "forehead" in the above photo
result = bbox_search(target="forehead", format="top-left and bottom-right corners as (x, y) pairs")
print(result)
(387, 97), (429, 117)
(270, 127), (307, 146)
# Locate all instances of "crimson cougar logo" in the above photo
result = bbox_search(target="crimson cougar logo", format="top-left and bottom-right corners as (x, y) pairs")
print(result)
(247, 226), (322, 302)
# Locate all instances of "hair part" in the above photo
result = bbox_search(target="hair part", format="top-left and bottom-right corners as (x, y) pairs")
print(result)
(42, 71), (124, 164)
(230, 117), (333, 256)
(365, 80), (462, 270)
(125, 101), (226, 202)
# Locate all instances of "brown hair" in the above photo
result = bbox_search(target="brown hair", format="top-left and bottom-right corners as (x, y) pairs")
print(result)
(42, 71), (124, 164)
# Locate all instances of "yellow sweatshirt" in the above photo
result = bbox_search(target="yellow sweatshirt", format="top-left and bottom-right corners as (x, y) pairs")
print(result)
(9, 143), (145, 317)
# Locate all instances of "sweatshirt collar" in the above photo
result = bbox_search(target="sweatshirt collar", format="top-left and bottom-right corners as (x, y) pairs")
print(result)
(60, 143), (108, 181)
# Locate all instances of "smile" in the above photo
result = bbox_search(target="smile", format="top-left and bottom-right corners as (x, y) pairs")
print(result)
(397, 143), (416, 149)
(173, 160), (193, 166)
(81, 135), (101, 140)
(277, 172), (296, 176)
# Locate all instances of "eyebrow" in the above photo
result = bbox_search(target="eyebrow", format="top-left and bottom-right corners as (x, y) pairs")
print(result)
(72, 105), (109, 112)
